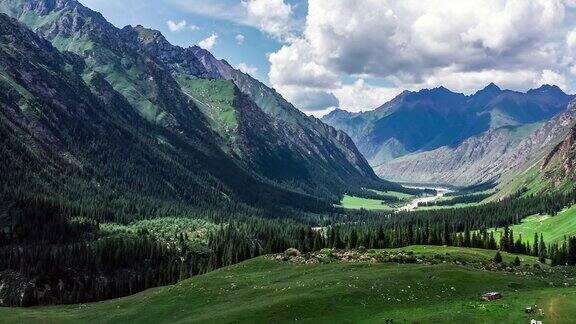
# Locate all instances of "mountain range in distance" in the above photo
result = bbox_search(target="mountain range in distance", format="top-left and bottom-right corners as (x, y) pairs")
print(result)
(323, 83), (576, 188)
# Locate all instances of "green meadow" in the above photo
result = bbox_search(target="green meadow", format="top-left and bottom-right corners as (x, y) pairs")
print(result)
(2, 246), (575, 323)
(489, 205), (576, 244)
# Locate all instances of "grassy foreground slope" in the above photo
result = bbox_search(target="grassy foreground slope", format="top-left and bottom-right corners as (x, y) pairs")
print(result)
(2, 246), (576, 323)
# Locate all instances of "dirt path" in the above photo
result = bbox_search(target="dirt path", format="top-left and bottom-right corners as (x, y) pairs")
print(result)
(546, 296), (560, 324)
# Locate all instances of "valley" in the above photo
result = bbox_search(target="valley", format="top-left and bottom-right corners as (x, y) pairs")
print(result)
(398, 186), (452, 212)
(338, 186), (457, 212)
(1, 0), (576, 323)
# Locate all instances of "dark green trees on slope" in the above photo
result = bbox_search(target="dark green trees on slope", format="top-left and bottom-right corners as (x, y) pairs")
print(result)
(0, 1), (406, 307)
(0, 0), (402, 216)
(0, 11), (323, 218)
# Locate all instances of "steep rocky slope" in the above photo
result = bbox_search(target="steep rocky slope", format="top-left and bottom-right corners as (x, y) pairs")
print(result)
(495, 101), (576, 196)
(540, 126), (576, 188)
(374, 124), (540, 185)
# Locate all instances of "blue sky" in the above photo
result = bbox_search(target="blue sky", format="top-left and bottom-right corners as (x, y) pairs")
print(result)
(80, 0), (576, 116)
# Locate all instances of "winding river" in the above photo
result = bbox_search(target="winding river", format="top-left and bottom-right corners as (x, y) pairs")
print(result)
(398, 186), (452, 212)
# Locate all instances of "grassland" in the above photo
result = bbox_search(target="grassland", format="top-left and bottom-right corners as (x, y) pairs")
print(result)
(2, 246), (576, 323)
(338, 194), (395, 211)
(382, 245), (540, 265)
(489, 204), (576, 244)
(338, 190), (414, 211)
(176, 75), (238, 133)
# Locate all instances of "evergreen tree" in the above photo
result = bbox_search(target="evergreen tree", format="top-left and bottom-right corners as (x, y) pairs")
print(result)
(513, 256), (521, 266)
(494, 251), (503, 263)
(539, 234), (547, 264)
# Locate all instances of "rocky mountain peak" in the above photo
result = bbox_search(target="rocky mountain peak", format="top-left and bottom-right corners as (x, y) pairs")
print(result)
(528, 84), (565, 96)
(130, 25), (167, 45)
(22, 0), (76, 15)
(476, 82), (502, 95)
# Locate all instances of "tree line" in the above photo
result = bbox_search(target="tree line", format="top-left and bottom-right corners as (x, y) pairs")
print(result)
(1, 187), (575, 306)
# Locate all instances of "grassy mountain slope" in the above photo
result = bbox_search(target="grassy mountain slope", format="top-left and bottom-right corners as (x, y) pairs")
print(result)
(495, 101), (576, 198)
(489, 205), (576, 245)
(0, 0), (404, 209)
(0, 10), (331, 216)
(2, 246), (575, 323)
(125, 25), (394, 197)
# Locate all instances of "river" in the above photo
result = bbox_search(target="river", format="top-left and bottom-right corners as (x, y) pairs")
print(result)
(398, 186), (452, 212)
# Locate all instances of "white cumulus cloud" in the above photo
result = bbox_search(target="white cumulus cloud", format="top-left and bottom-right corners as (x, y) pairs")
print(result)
(236, 62), (258, 75)
(568, 28), (576, 50)
(167, 19), (187, 32)
(198, 33), (218, 50)
(540, 69), (568, 89)
(242, 0), (294, 39)
(333, 79), (403, 112)
(236, 34), (245, 45)
(268, 0), (576, 113)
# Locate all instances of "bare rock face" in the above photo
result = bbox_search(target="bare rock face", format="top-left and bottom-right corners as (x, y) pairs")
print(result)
(540, 126), (576, 187)
(375, 127), (522, 186)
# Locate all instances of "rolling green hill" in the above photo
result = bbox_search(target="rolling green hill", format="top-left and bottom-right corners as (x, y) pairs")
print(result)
(489, 205), (576, 245)
(2, 246), (575, 323)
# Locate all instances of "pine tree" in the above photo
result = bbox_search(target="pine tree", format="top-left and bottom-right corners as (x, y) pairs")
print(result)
(349, 229), (358, 249)
(532, 232), (539, 256)
(538, 234), (547, 264)
(494, 251), (503, 263)
(569, 237), (576, 266)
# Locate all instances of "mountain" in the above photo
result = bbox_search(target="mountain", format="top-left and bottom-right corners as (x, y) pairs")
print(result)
(0, 10), (325, 216)
(323, 84), (573, 185)
(540, 126), (576, 189)
(494, 100), (576, 196)
(122, 25), (384, 196)
(0, 0), (399, 214)
(374, 123), (541, 185)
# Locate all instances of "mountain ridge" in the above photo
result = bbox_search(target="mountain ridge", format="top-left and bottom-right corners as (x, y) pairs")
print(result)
(0, 0), (403, 215)
(323, 83), (574, 186)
